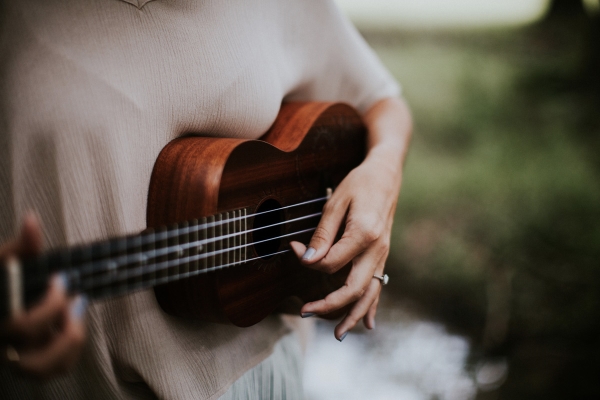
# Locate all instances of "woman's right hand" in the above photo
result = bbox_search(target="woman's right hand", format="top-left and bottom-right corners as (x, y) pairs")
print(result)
(0, 214), (87, 378)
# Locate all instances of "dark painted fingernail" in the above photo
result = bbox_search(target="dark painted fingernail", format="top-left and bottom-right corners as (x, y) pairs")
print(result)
(301, 312), (316, 318)
(338, 331), (348, 342)
(70, 295), (88, 320)
(302, 247), (316, 261)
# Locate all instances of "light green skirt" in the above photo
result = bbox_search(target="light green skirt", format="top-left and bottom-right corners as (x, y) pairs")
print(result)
(219, 332), (305, 400)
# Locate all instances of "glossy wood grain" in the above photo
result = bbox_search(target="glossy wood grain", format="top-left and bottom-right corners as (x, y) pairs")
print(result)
(147, 102), (366, 326)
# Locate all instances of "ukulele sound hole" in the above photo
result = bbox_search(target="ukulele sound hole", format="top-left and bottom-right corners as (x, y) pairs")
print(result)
(252, 199), (283, 259)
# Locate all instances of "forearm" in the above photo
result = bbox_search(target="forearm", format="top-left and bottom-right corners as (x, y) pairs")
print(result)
(362, 96), (413, 188)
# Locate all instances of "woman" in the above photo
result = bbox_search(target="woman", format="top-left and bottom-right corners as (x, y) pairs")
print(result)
(0, 0), (412, 398)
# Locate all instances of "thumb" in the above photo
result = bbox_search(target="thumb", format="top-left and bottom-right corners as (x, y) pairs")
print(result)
(299, 201), (347, 264)
(18, 212), (43, 256)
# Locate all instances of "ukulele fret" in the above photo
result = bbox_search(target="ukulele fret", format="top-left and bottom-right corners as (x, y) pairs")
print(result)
(242, 209), (247, 263)
(144, 229), (156, 290)
(200, 217), (207, 271)
(132, 235), (144, 294)
(180, 221), (189, 275)
(214, 214), (222, 270)
(167, 223), (179, 283)
(229, 212), (235, 265)
(189, 219), (199, 273)
(234, 210), (240, 265)
(223, 212), (229, 268)
(157, 226), (168, 282)
(207, 216), (215, 270)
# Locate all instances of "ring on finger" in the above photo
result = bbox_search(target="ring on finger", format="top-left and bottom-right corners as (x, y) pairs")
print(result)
(373, 274), (389, 285)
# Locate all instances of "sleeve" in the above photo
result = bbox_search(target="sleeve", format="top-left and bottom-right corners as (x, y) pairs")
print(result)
(283, 0), (401, 114)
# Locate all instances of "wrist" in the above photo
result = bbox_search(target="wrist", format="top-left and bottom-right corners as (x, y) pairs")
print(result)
(363, 147), (404, 192)
(365, 143), (404, 176)
(362, 97), (412, 177)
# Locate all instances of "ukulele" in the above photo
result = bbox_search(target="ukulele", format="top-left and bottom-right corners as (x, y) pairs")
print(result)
(0, 102), (366, 327)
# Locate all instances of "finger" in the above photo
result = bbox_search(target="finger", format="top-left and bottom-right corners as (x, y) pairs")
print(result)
(5, 275), (68, 345)
(303, 227), (372, 274)
(304, 199), (387, 274)
(17, 296), (87, 378)
(299, 197), (349, 264)
(0, 213), (43, 259)
(17, 213), (43, 256)
(301, 250), (382, 315)
(289, 241), (307, 259)
(334, 278), (381, 341)
(363, 293), (380, 330)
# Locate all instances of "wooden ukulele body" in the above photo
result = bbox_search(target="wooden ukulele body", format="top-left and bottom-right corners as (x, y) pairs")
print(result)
(147, 102), (366, 327)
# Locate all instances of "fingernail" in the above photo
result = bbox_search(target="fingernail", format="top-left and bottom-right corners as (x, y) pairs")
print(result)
(54, 272), (69, 292)
(301, 312), (316, 318)
(70, 295), (88, 320)
(371, 320), (376, 330)
(6, 345), (20, 363)
(302, 247), (316, 261)
(338, 331), (348, 342)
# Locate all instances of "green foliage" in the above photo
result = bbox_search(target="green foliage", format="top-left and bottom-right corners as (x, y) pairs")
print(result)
(369, 28), (600, 351)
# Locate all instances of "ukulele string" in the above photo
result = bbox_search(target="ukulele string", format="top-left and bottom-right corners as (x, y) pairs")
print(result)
(75, 224), (317, 285)
(73, 212), (322, 279)
(23, 196), (329, 292)
(87, 249), (293, 301)
(136, 196), (328, 248)
(74, 226), (318, 294)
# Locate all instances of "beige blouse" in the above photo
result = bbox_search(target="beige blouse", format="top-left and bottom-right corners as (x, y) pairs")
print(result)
(0, 0), (399, 398)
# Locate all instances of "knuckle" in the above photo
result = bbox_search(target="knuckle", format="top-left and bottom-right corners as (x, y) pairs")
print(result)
(346, 313), (360, 326)
(379, 241), (390, 255)
(322, 201), (335, 214)
(318, 259), (340, 275)
(321, 303), (334, 314)
(359, 221), (382, 243)
(311, 226), (330, 245)
(322, 264), (337, 275)
(350, 286), (365, 302)
(362, 229), (379, 243)
(323, 296), (343, 314)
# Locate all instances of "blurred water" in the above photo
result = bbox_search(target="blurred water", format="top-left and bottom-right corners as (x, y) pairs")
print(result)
(304, 315), (476, 400)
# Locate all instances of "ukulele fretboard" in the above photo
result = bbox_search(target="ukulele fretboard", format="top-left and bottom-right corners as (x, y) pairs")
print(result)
(23, 209), (251, 301)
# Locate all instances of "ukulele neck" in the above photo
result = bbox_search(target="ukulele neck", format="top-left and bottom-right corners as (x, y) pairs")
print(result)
(1, 208), (251, 316)
(0, 192), (330, 318)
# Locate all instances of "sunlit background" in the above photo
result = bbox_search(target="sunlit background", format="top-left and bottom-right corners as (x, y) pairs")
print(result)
(336, 0), (547, 28)
(304, 0), (600, 399)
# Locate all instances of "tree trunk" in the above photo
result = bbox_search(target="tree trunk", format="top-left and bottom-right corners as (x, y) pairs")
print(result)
(544, 0), (587, 20)
(586, 15), (600, 95)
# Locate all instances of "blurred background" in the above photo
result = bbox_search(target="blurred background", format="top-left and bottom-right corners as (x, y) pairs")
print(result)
(304, 0), (600, 399)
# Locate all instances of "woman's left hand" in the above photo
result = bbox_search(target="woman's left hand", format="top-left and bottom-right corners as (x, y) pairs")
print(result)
(290, 97), (412, 341)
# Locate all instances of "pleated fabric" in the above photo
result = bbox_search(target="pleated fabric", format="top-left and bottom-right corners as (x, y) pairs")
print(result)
(220, 332), (305, 400)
